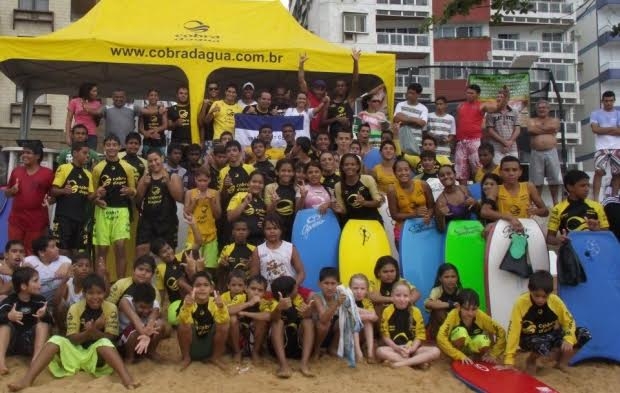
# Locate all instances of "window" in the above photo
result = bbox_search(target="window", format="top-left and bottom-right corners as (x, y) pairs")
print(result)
(436, 25), (483, 39)
(497, 33), (519, 40)
(18, 0), (49, 11)
(343, 13), (367, 34)
(542, 32), (563, 42)
(16, 88), (46, 104)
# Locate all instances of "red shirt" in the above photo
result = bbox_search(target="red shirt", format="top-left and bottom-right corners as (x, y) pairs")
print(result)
(456, 101), (484, 140)
(8, 166), (53, 231)
(308, 91), (322, 136)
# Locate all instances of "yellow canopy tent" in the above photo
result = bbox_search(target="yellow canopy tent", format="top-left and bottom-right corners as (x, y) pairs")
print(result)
(0, 0), (395, 143)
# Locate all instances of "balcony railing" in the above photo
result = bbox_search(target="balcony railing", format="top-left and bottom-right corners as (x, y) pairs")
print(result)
(377, 32), (429, 47)
(492, 39), (574, 54)
(601, 61), (620, 72)
(377, 0), (429, 6)
(530, 81), (576, 94)
(395, 73), (430, 88)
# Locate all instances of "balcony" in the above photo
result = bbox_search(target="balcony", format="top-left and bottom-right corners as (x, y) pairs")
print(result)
(597, 26), (620, 46)
(598, 0), (620, 10)
(376, 33), (431, 54)
(497, 0), (574, 26)
(376, 0), (430, 19)
(492, 39), (575, 59)
(600, 61), (620, 82)
(560, 122), (581, 145)
(13, 8), (54, 31)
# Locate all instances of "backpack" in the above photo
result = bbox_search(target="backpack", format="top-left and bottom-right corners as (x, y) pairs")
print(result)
(557, 242), (587, 286)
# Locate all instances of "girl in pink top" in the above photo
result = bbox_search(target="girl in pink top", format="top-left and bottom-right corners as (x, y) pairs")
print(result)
(65, 83), (102, 150)
(295, 161), (334, 214)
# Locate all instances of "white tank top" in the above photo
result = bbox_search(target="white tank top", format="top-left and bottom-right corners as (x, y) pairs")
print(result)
(257, 241), (296, 290)
(65, 278), (83, 306)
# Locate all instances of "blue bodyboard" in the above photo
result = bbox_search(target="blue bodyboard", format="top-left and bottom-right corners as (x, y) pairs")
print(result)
(292, 208), (341, 292)
(559, 231), (620, 365)
(400, 218), (445, 322)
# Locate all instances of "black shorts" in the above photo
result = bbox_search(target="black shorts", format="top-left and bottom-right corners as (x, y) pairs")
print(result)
(52, 216), (87, 250)
(136, 215), (178, 248)
(7, 325), (35, 356)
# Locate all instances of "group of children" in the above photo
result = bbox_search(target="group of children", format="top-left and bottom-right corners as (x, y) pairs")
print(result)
(0, 228), (590, 390)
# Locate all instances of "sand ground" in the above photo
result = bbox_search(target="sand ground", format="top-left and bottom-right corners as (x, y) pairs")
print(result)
(2, 334), (618, 393)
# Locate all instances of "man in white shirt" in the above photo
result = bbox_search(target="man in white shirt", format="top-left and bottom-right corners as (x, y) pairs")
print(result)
(237, 82), (257, 108)
(426, 96), (455, 157)
(393, 83), (428, 155)
(590, 90), (620, 200)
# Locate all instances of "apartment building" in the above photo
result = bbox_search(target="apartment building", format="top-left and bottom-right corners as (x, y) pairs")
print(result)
(292, 0), (582, 165)
(576, 0), (619, 166)
(0, 0), (98, 151)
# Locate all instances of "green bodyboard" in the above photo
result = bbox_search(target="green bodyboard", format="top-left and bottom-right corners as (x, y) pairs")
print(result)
(444, 220), (487, 312)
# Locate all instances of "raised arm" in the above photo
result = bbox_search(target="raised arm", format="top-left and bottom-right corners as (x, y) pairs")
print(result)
(298, 53), (309, 94)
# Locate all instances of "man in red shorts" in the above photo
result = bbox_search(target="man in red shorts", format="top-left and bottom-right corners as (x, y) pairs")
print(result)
(4, 142), (53, 255)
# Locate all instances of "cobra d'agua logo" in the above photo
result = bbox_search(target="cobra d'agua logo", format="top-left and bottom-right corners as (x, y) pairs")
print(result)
(184, 20), (210, 32)
(175, 20), (221, 42)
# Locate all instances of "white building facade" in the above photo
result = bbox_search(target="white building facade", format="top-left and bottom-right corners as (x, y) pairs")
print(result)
(292, 0), (583, 166)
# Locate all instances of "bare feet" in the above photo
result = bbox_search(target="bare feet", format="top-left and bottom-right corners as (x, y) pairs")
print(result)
(209, 357), (228, 371)
(276, 366), (292, 379)
(147, 351), (165, 363)
(366, 356), (377, 364)
(299, 364), (315, 378)
(554, 362), (569, 373)
(179, 356), (192, 371)
(417, 362), (431, 371)
(525, 358), (537, 375)
(123, 381), (142, 390)
(0, 366), (9, 376)
(7, 380), (29, 392)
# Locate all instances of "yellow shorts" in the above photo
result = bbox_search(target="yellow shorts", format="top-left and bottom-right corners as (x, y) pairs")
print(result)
(450, 326), (491, 355)
(186, 239), (218, 269)
(93, 206), (130, 246)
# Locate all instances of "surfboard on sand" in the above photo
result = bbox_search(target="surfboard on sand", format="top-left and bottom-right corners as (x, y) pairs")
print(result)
(452, 361), (559, 393)
(292, 208), (341, 292)
(560, 231), (620, 365)
(400, 218), (445, 321)
(485, 219), (549, 329)
(445, 220), (486, 311)
(378, 199), (399, 261)
(339, 219), (391, 291)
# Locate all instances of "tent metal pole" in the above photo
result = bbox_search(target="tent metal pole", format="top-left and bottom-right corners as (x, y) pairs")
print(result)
(19, 87), (35, 140)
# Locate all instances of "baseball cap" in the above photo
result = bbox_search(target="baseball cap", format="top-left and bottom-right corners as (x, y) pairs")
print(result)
(242, 82), (255, 90)
(312, 79), (327, 88)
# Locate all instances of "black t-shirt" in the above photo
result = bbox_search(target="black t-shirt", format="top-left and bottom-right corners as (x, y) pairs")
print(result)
(168, 103), (191, 144)
(142, 113), (165, 147)
(327, 100), (354, 138)
(0, 293), (53, 331)
(254, 160), (276, 184)
(242, 104), (271, 116)
(142, 177), (177, 220)
(55, 164), (91, 221)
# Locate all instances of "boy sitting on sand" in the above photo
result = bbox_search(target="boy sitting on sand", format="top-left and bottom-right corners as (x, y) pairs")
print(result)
(0, 267), (52, 375)
(504, 270), (590, 373)
(8, 274), (138, 391)
(177, 271), (230, 370)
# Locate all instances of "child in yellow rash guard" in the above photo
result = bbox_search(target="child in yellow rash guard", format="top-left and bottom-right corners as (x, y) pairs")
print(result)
(437, 289), (505, 363)
(376, 280), (440, 369)
(177, 271), (230, 369)
(226, 275), (274, 363)
(504, 271), (590, 372)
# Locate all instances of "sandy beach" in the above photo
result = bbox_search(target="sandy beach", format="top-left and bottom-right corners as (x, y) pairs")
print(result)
(2, 333), (618, 393)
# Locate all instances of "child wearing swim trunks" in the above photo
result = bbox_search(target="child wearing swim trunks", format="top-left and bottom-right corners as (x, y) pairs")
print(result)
(436, 289), (505, 364)
(8, 274), (138, 391)
(311, 267), (346, 360)
(227, 274), (274, 363)
(270, 275), (315, 378)
(0, 267), (52, 375)
(376, 280), (440, 369)
(504, 270), (590, 373)
(178, 271), (229, 370)
(349, 274), (377, 363)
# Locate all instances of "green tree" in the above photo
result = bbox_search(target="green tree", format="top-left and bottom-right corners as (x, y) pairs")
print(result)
(425, 0), (533, 29)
